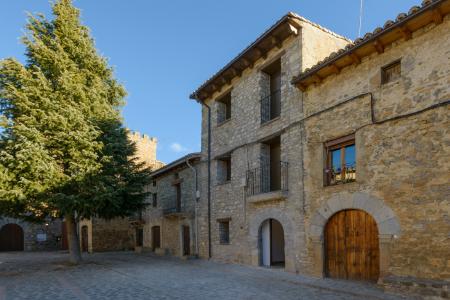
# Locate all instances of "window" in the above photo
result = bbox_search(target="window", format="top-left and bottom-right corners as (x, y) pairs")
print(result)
(152, 180), (156, 187)
(381, 60), (401, 84)
(217, 92), (231, 124)
(218, 220), (230, 244)
(261, 59), (281, 123)
(217, 155), (231, 184)
(325, 134), (356, 186)
(152, 193), (157, 208)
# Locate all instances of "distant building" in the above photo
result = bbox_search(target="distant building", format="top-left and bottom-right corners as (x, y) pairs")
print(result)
(77, 130), (164, 252)
(133, 153), (201, 257)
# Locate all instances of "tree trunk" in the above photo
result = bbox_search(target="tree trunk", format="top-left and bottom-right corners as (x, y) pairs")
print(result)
(65, 214), (82, 264)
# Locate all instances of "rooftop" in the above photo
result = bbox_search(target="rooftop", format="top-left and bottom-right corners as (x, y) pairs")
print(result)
(190, 12), (350, 102)
(292, 0), (450, 89)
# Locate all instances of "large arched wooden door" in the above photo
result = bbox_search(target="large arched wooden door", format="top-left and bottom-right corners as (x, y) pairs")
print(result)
(325, 209), (379, 281)
(0, 224), (24, 251)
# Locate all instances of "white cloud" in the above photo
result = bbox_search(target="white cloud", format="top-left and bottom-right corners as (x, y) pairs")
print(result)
(169, 142), (188, 153)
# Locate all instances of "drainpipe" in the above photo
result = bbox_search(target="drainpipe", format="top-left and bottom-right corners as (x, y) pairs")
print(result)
(198, 101), (212, 259)
(186, 156), (199, 256)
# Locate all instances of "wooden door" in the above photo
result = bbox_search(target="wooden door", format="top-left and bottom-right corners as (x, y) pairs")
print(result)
(325, 209), (379, 281)
(152, 226), (160, 250)
(0, 224), (24, 251)
(182, 226), (190, 256)
(61, 221), (68, 250)
(81, 225), (89, 252)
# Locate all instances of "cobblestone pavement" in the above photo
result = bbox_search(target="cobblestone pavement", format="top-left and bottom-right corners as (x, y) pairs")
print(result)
(0, 251), (417, 300)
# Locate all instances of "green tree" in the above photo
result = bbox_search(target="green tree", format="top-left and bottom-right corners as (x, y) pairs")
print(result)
(0, 0), (151, 263)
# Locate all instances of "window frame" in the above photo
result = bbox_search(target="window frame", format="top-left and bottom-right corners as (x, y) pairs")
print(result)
(324, 134), (356, 186)
(216, 91), (232, 125)
(381, 59), (401, 85)
(152, 193), (157, 208)
(218, 219), (230, 245)
(217, 155), (232, 184)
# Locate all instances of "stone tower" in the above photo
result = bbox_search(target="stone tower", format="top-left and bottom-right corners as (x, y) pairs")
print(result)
(127, 130), (164, 171)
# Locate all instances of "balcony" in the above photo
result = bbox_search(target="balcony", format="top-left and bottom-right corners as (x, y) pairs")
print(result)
(246, 161), (288, 203)
(129, 210), (145, 227)
(163, 206), (192, 219)
(261, 89), (281, 124)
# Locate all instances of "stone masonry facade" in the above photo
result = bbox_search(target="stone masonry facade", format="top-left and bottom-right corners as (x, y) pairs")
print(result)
(191, 2), (450, 298)
(142, 153), (201, 257)
(78, 131), (165, 252)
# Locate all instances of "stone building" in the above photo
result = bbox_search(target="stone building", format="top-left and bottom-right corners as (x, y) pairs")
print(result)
(0, 217), (65, 251)
(137, 153), (201, 257)
(78, 131), (164, 252)
(190, 0), (450, 296)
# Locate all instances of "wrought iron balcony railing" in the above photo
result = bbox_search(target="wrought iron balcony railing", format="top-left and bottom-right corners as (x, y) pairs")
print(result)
(163, 206), (183, 215)
(261, 89), (281, 124)
(325, 163), (356, 186)
(246, 161), (288, 197)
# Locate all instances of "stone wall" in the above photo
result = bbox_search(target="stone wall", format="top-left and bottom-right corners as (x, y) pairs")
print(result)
(197, 20), (350, 271)
(143, 160), (199, 257)
(301, 13), (450, 290)
(128, 130), (164, 171)
(0, 217), (63, 251)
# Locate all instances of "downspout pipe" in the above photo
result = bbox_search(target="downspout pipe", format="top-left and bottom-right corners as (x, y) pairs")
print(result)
(185, 156), (199, 257)
(195, 99), (211, 259)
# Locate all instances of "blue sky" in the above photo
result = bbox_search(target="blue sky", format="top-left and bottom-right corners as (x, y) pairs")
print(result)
(0, 0), (419, 163)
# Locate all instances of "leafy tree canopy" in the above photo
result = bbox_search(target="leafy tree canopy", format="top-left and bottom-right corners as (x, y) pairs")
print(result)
(0, 0), (151, 223)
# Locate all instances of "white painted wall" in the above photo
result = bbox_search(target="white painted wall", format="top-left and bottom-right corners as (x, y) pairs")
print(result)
(261, 220), (271, 266)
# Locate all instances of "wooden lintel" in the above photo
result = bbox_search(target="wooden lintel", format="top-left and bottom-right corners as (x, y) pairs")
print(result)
(349, 53), (361, 64)
(330, 64), (341, 74)
(241, 57), (253, 68)
(373, 40), (385, 54)
(297, 82), (307, 92)
(398, 26), (412, 41)
(271, 36), (282, 49)
(432, 8), (443, 24)
(255, 47), (267, 59)
(312, 74), (322, 84)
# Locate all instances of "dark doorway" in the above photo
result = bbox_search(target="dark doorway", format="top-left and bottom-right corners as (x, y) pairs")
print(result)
(259, 219), (285, 268)
(61, 221), (68, 250)
(81, 225), (89, 252)
(152, 226), (161, 251)
(136, 228), (143, 247)
(0, 224), (24, 251)
(325, 209), (380, 281)
(182, 226), (190, 256)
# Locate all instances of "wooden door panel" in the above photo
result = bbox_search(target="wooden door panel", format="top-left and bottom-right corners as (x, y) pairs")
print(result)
(325, 209), (379, 281)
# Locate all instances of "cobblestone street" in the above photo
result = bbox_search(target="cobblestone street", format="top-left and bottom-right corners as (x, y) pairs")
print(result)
(0, 251), (417, 300)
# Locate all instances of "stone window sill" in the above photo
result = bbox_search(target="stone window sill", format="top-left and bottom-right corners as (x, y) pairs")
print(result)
(260, 116), (281, 127)
(247, 190), (287, 204)
(217, 119), (232, 127)
(216, 180), (231, 187)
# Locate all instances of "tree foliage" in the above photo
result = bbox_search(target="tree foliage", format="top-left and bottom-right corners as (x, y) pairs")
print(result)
(0, 0), (151, 223)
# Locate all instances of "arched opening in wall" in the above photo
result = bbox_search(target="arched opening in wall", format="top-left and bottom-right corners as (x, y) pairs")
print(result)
(81, 225), (89, 252)
(0, 224), (24, 251)
(324, 209), (380, 281)
(182, 225), (190, 256)
(152, 226), (161, 251)
(259, 218), (285, 268)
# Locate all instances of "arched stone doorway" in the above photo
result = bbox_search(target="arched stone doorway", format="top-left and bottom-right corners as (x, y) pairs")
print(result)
(309, 192), (401, 281)
(325, 209), (379, 281)
(0, 224), (24, 251)
(81, 225), (89, 252)
(259, 218), (285, 268)
(152, 226), (161, 251)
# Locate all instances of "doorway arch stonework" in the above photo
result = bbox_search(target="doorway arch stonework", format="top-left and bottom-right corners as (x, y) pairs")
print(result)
(309, 192), (401, 281)
(249, 208), (295, 272)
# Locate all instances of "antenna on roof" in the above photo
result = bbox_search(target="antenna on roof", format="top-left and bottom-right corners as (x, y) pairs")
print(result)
(358, 0), (364, 37)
